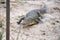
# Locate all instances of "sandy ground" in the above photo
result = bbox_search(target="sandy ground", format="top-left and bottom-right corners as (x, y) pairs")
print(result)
(0, 1), (60, 40)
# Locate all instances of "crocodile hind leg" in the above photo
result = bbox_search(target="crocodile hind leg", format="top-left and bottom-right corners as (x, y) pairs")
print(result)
(17, 17), (24, 24)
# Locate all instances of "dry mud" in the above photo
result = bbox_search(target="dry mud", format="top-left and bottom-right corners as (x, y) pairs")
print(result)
(0, 0), (60, 40)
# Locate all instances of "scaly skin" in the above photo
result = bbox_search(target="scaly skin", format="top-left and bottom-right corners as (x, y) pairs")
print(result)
(17, 5), (47, 27)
